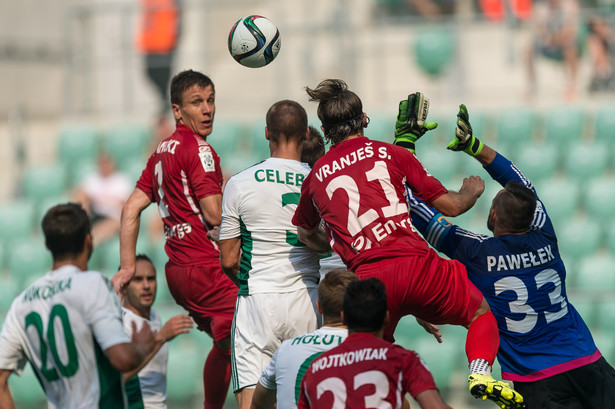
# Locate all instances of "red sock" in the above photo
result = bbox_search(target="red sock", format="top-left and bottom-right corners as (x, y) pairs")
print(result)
(203, 342), (231, 409)
(465, 311), (499, 365)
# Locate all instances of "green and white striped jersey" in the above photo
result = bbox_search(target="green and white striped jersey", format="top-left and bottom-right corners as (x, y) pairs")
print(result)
(220, 158), (320, 295)
(0, 265), (130, 409)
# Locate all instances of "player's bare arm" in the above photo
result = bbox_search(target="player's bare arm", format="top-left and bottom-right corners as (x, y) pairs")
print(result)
(220, 236), (241, 287)
(297, 225), (331, 253)
(199, 193), (222, 227)
(0, 369), (15, 409)
(415, 388), (453, 409)
(107, 320), (156, 373)
(431, 175), (484, 217)
(124, 315), (193, 380)
(113, 188), (152, 294)
(250, 383), (276, 409)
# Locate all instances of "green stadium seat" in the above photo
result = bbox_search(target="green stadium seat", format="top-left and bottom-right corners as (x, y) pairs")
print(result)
(0, 200), (35, 246)
(415, 146), (460, 183)
(496, 109), (536, 153)
(591, 330), (615, 364)
(23, 163), (68, 203)
(413, 27), (454, 77)
(366, 112), (394, 143)
(564, 141), (609, 181)
(57, 124), (100, 168)
(557, 216), (602, 261)
(249, 121), (270, 162)
(513, 142), (560, 183)
(606, 220), (615, 255)
(594, 106), (615, 144)
(167, 333), (208, 402)
(595, 300), (615, 333)
(102, 124), (152, 170)
(413, 332), (461, 393)
(575, 253), (615, 294)
(544, 106), (585, 145)
(569, 298), (597, 329)
(9, 363), (47, 408)
(0, 274), (19, 312)
(535, 177), (581, 227)
(7, 237), (50, 287)
(206, 119), (242, 158)
(584, 176), (615, 222)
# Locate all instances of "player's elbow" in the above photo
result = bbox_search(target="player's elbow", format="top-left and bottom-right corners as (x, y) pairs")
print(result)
(105, 343), (142, 373)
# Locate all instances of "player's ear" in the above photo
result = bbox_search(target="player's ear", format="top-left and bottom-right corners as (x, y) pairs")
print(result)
(362, 113), (370, 128)
(171, 103), (182, 122)
(85, 233), (94, 261)
(316, 300), (323, 315)
(341, 311), (346, 325)
(305, 127), (309, 141)
(265, 127), (271, 141)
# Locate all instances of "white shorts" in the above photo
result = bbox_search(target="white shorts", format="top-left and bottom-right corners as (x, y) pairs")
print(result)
(231, 288), (320, 392)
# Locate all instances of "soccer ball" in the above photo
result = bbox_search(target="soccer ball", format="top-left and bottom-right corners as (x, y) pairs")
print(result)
(228, 15), (281, 68)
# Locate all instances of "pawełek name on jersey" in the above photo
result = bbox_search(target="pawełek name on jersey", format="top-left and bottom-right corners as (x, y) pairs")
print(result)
(486, 244), (555, 272)
(310, 347), (389, 373)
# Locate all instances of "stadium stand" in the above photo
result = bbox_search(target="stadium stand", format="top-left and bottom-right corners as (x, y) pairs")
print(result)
(544, 106), (585, 146)
(564, 141), (610, 181)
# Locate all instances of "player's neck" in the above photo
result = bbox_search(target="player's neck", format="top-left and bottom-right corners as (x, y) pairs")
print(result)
(52, 255), (88, 272)
(269, 141), (302, 161)
(322, 320), (346, 328)
(124, 303), (151, 319)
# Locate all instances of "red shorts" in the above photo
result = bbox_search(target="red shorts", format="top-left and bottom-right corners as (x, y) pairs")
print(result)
(354, 248), (483, 342)
(165, 260), (237, 342)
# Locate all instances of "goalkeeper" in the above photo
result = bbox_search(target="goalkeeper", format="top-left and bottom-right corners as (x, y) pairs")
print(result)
(406, 104), (615, 409)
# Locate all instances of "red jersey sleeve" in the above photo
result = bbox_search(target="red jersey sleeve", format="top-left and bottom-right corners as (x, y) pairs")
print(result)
(401, 349), (438, 398)
(292, 171), (321, 230)
(390, 145), (448, 206)
(297, 378), (311, 409)
(180, 138), (223, 201)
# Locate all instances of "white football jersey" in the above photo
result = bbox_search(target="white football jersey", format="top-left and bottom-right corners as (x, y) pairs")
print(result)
(122, 308), (167, 409)
(258, 326), (348, 409)
(0, 265), (130, 409)
(220, 158), (320, 295)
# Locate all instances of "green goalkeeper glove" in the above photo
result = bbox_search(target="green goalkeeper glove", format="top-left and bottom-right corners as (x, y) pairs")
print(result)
(394, 92), (438, 153)
(447, 104), (483, 156)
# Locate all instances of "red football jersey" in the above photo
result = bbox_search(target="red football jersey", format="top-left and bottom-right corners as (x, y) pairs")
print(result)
(297, 332), (437, 409)
(292, 137), (447, 271)
(136, 124), (223, 265)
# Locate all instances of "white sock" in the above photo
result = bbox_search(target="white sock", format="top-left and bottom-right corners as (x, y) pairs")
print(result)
(469, 358), (491, 376)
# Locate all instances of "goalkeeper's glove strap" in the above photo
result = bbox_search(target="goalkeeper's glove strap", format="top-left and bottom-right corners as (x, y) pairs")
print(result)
(394, 140), (416, 153)
(464, 138), (483, 156)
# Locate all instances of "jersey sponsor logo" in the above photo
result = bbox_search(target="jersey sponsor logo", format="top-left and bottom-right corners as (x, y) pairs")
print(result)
(198, 149), (215, 172)
(314, 144), (387, 182)
(254, 169), (305, 186)
(164, 222), (193, 239)
(486, 244), (555, 272)
(311, 347), (388, 373)
(156, 139), (180, 154)
(22, 278), (72, 302)
(352, 216), (413, 252)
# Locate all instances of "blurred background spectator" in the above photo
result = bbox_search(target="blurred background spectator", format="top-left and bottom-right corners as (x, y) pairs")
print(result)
(72, 153), (132, 246)
(525, 0), (581, 99)
(587, 15), (615, 92)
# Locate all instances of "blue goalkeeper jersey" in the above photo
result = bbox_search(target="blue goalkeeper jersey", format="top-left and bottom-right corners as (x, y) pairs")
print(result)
(409, 153), (600, 382)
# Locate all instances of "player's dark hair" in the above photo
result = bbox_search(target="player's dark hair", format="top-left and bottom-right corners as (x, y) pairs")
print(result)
(301, 126), (326, 168)
(266, 100), (308, 145)
(42, 203), (91, 260)
(170, 69), (215, 106)
(118, 254), (156, 272)
(494, 181), (536, 233)
(343, 278), (387, 332)
(318, 269), (358, 323)
(306, 79), (363, 146)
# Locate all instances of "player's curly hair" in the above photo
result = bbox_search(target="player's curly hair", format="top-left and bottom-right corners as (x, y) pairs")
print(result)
(170, 69), (214, 106)
(306, 79), (363, 146)
(301, 126), (325, 168)
(494, 181), (536, 233)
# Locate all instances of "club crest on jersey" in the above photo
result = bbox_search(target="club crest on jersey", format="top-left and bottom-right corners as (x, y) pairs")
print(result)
(199, 150), (215, 172)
